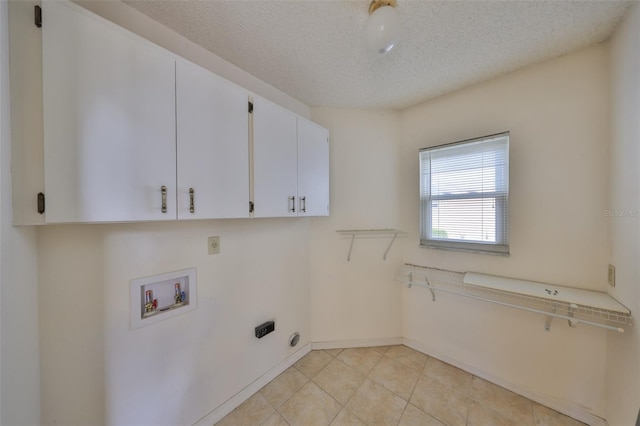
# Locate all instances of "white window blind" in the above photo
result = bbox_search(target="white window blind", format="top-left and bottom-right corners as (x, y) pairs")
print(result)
(420, 132), (509, 254)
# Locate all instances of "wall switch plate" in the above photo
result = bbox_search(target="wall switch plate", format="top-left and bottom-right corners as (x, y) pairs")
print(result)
(208, 236), (220, 255)
(608, 264), (615, 287)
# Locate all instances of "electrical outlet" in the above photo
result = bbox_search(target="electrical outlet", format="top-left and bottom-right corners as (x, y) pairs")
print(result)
(608, 264), (615, 287)
(208, 236), (220, 255)
(255, 321), (275, 339)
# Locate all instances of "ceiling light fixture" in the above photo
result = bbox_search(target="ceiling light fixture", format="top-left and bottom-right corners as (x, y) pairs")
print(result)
(364, 0), (401, 55)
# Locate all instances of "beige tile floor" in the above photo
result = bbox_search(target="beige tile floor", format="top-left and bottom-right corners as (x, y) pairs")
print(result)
(215, 345), (586, 426)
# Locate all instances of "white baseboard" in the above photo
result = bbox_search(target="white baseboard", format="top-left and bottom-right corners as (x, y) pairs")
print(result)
(311, 337), (403, 350)
(403, 338), (607, 426)
(193, 343), (312, 426)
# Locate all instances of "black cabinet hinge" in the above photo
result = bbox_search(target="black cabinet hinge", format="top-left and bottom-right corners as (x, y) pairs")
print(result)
(34, 5), (42, 28)
(249, 201), (254, 213)
(248, 101), (253, 114)
(37, 192), (45, 214)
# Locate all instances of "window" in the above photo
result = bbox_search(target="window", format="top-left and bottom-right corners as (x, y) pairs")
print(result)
(420, 132), (509, 255)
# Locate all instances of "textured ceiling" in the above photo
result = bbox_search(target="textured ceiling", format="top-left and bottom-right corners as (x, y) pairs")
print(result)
(124, 0), (631, 110)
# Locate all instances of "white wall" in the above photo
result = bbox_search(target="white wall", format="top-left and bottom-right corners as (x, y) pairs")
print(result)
(607, 3), (640, 425)
(39, 220), (311, 425)
(308, 109), (403, 345)
(397, 45), (610, 421)
(18, 1), (313, 425)
(307, 45), (612, 423)
(0, 1), (41, 424)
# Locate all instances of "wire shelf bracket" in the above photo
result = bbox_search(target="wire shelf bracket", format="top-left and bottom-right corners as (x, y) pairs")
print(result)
(337, 229), (408, 261)
(396, 263), (633, 333)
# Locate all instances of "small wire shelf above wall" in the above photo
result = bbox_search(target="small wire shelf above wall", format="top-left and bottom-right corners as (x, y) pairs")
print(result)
(336, 229), (408, 261)
(395, 263), (633, 333)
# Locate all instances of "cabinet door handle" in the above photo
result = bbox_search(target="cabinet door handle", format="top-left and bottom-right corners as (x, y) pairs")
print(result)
(300, 196), (306, 213)
(161, 186), (167, 213)
(289, 196), (296, 213)
(189, 188), (195, 213)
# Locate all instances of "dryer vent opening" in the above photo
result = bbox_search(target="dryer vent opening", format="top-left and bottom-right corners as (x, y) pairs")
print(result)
(289, 332), (300, 347)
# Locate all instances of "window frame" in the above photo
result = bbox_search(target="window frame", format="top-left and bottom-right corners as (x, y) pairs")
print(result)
(419, 132), (510, 255)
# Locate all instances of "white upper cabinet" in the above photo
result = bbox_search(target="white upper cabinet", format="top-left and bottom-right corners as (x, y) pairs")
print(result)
(297, 118), (330, 217)
(176, 60), (250, 219)
(252, 97), (299, 218)
(42, 1), (176, 222)
(13, 1), (329, 224)
(252, 97), (330, 218)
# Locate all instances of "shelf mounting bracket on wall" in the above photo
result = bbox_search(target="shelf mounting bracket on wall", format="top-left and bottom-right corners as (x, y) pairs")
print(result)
(347, 234), (356, 261)
(425, 276), (436, 302)
(337, 229), (408, 261)
(545, 303), (558, 332)
(567, 303), (578, 328)
(546, 302), (579, 331)
(383, 232), (399, 260)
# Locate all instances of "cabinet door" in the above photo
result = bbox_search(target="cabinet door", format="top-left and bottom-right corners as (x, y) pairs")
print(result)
(42, 1), (176, 222)
(297, 118), (330, 217)
(252, 97), (298, 218)
(176, 60), (249, 219)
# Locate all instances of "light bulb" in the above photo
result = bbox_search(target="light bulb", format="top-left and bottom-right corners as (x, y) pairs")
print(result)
(364, 5), (401, 55)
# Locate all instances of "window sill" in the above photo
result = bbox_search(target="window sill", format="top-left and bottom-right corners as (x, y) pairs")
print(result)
(420, 241), (510, 256)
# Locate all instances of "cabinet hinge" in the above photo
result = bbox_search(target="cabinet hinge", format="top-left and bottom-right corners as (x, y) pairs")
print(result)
(248, 101), (253, 114)
(34, 5), (42, 28)
(37, 192), (45, 214)
(249, 201), (254, 213)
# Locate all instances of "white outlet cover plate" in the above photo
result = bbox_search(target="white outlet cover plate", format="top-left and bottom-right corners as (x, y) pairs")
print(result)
(208, 236), (220, 254)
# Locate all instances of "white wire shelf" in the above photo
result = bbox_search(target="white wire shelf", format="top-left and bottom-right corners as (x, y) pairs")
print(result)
(337, 229), (408, 261)
(396, 263), (633, 333)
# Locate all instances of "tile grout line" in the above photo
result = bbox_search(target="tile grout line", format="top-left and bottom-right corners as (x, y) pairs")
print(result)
(370, 346), (420, 426)
(293, 351), (346, 426)
(387, 355), (413, 425)
(378, 348), (433, 425)
(336, 348), (384, 426)
(315, 351), (347, 426)
(318, 348), (343, 426)
(316, 348), (366, 425)
(270, 364), (310, 420)
(398, 355), (429, 425)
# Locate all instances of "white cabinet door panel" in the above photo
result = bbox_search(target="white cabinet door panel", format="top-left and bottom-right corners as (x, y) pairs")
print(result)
(252, 97), (298, 218)
(297, 118), (329, 217)
(176, 60), (249, 219)
(42, 1), (176, 222)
